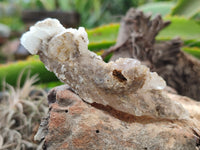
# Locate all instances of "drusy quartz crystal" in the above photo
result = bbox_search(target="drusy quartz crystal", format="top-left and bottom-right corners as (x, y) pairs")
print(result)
(21, 18), (189, 119)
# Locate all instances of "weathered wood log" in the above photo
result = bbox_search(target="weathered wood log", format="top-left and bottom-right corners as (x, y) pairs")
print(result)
(102, 8), (200, 101)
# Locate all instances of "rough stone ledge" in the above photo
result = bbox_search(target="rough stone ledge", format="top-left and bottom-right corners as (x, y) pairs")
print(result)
(35, 85), (200, 150)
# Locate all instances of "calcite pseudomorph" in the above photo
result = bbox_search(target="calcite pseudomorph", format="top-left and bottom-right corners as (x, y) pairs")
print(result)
(21, 18), (189, 119)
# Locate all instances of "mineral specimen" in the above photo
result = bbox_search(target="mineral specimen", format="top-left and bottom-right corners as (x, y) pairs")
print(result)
(21, 18), (189, 119)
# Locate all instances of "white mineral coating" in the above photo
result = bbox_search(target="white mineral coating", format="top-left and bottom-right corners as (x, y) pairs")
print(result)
(21, 18), (189, 119)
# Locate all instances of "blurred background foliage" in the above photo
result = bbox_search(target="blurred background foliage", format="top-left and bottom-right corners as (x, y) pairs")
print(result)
(1, 0), (199, 29)
(0, 0), (200, 29)
(1, 0), (145, 28)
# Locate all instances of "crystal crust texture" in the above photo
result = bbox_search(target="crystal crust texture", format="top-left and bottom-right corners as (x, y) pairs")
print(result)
(21, 18), (189, 119)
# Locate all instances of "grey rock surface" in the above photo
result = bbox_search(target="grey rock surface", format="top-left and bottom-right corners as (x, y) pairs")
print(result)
(0, 23), (10, 37)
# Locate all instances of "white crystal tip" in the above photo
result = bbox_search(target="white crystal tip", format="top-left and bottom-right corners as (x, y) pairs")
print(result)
(20, 18), (66, 54)
(20, 18), (89, 56)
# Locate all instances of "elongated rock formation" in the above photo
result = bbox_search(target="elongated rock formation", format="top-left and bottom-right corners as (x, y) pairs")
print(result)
(21, 18), (189, 119)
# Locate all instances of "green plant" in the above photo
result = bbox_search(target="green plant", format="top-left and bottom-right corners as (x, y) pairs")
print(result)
(0, 70), (48, 150)
(138, 1), (175, 17)
(0, 17), (24, 32)
(171, 0), (200, 18)
(57, 0), (143, 28)
(182, 47), (200, 59)
(87, 23), (119, 50)
(157, 16), (200, 47)
(0, 1), (24, 32)
(0, 56), (58, 90)
(87, 16), (200, 49)
(16, 0), (49, 10)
